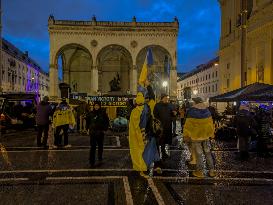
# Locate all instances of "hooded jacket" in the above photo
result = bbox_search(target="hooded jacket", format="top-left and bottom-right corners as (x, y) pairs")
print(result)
(183, 103), (215, 141)
(52, 103), (75, 128)
(36, 101), (52, 125)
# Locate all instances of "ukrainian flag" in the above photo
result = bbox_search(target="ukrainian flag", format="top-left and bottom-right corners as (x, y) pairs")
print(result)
(138, 48), (153, 87)
(183, 107), (215, 141)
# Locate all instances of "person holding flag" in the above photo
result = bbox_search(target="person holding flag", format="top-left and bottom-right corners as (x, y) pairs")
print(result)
(129, 48), (160, 178)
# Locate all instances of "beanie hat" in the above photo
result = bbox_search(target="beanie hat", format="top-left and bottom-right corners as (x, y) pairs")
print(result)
(93, 101), (101, 107)
(161, 93), (168, 100)
(192, 97), (203, 104)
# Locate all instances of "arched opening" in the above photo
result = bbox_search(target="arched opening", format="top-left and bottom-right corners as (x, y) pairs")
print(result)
(96, 45), (133, 94)
(55, 44), (93, 95)
(136, 45), (172, 96)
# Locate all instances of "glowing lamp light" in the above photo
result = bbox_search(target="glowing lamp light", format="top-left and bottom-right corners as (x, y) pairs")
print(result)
(214, 63), (219, 66)
(233, 102), (237, 106)
(162, 81), (168, 87)
(31, 77), (35, 80)
(193, 89), (198, 95)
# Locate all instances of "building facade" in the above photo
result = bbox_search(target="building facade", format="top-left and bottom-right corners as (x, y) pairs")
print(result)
(48, 16), (179, 99)
(177, 57), (220, 102)
(218, 0), (273, 93)
(1, 38), (49, 98)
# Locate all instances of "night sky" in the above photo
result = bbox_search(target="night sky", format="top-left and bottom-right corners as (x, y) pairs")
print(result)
(3, 0), (220, 73)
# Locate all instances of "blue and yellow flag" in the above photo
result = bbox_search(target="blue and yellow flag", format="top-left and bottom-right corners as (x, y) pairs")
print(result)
(138, 48), (153, 87)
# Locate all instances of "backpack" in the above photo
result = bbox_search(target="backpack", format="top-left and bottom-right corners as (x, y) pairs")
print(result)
(153, 118), (163, 138)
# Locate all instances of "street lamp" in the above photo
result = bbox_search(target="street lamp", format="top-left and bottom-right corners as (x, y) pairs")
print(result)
(162, 81), (168, 88)
(162, 81), (168, 94)
(193, 89), (198, 95)
(214, 63), (219, 66)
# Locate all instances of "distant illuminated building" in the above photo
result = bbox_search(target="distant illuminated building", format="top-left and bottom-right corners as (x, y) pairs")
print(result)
(177, 57), (219, 102)
(218, 0), (273, 93)
(48, 16), (179, 99)
(1, 38), (49, 98)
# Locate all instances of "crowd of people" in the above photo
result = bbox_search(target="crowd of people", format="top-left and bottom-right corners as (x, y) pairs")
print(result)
(33, 83), (273, 178)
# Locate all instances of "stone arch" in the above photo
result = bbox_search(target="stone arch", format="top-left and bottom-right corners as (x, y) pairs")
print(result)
(96, 44), (133, 94)
(54, 44), (93, 94)
(136, 45), (173, 96)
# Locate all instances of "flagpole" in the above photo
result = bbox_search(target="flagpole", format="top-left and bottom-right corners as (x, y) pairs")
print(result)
(0, 0), (2, 92)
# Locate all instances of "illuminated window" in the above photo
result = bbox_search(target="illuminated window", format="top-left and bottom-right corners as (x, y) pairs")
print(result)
(227, 63), (230, 69)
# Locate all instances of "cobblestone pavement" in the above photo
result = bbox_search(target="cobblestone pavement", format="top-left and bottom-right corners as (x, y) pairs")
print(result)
(0, 127), (273, 205)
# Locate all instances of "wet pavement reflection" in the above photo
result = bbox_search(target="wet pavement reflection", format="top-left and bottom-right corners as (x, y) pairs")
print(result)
(0, 128), (273, 204)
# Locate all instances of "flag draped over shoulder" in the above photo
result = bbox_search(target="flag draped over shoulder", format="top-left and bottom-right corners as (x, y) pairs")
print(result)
(138, 48), (153, 87)
(129, 48), (160, 171)
(183, 106), (215, 141)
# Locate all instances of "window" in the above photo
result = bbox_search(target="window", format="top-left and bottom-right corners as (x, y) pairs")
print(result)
(208, 86), (210, 92)
(212, 85), (214, 92)
(206, 75), (207, 80)
(205, 87), (207, 93)
(227, 63), (230, 70)
(212, 72), (214, 78)
(258, 64), (264, 82)
(229, 19), (232, 34)
(215, 84), (217, 91)
(227, 79), (230, 88)
(216, 71), (218, 77)
(203, 87), (205, 93)
(209, 74), (210, 79)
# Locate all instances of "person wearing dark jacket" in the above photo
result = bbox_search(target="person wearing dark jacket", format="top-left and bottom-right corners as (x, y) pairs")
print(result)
(154, 93), (176, 159)
(235, 104), (256, 160)
(36, 96), (52, 147)
(86, 101), (109, 167)
(255, 108), (272, 157)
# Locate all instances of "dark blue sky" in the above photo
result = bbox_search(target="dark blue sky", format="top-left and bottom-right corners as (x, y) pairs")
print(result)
(3, 0), (220, 73)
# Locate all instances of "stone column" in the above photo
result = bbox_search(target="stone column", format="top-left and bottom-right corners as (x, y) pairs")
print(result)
(169, 66), (177, 100)
(49, 64), (58, 97)
(130, 65), (137, 95)
(63, 70), (70, 84)
(265, 36), (272, 84)
(92, 66), (98, 94)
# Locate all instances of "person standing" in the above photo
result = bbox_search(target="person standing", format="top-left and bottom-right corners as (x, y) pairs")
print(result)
(178, 105), (186, 132)
(129, 91), (160, 178)
(183, 97), (215, 178)
(154, 93), (176, 160)
(170, 101), (178, 137)
(86, 101), (109, 167)
(36, 96), (52, 148)
(52, 98), (75, 148)
(235, 104), (256, 160)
